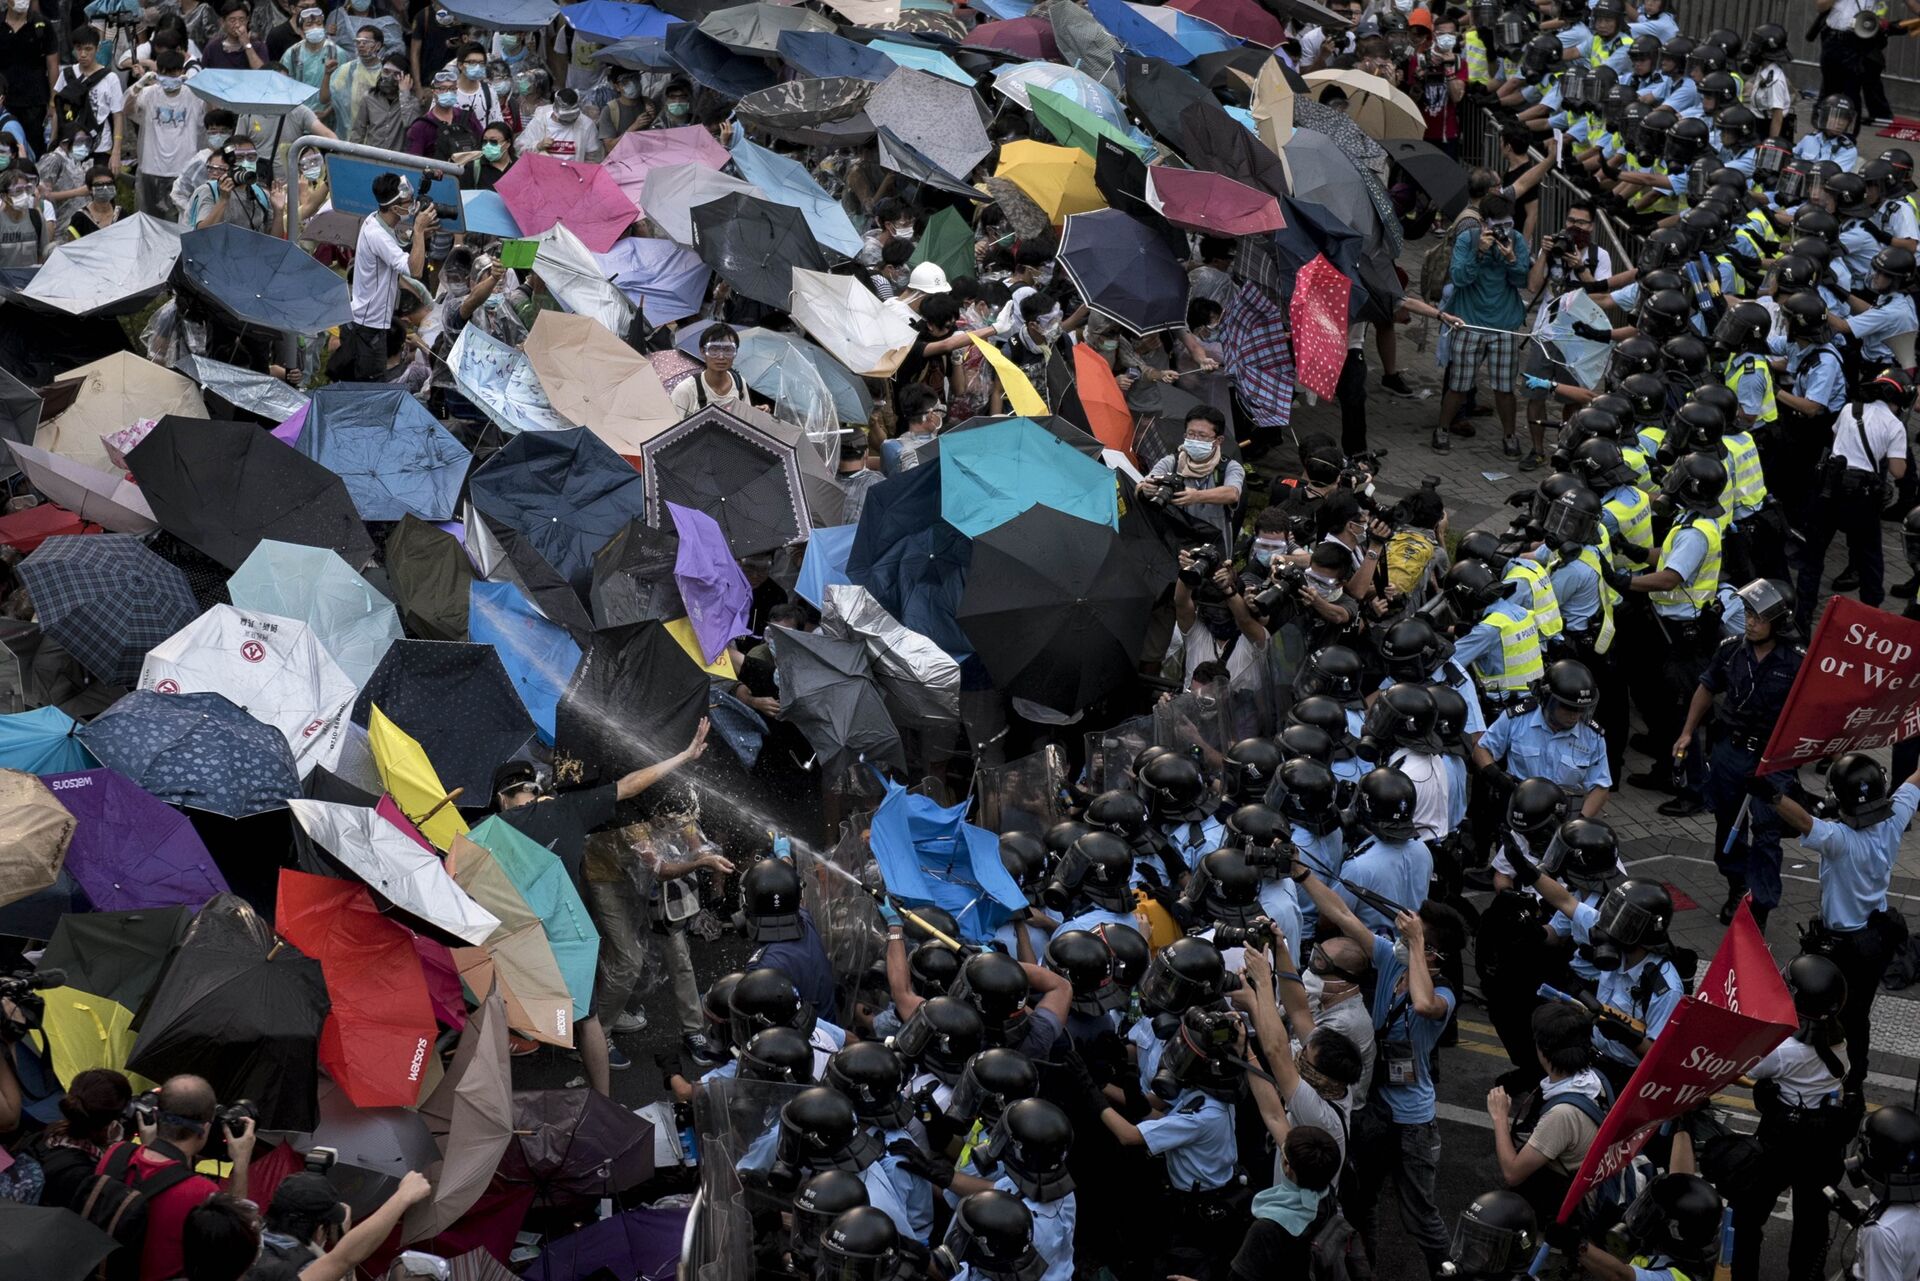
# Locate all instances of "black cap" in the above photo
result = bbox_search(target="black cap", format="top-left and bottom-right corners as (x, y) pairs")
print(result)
(492, 759), (539, 795)
(268, 1173), (347, 1228)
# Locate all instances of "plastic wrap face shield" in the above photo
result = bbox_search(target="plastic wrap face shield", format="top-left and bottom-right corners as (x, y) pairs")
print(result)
(1449, 1212), (1527, 1278)
(1735, 579), (1791, 628)
(941, 1213), (1047, 1281)
(1540, 496), (1598, 547)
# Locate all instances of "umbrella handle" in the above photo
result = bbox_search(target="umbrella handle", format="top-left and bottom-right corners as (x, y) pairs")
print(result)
(418, 788), (465, 826)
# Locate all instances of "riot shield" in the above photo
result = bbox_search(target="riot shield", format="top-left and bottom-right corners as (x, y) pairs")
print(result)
(973, 745), (1067, 838)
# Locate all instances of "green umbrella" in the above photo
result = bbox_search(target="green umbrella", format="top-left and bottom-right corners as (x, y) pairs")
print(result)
(908, 206), (977, 286)
(1030, 84), (1153, 160)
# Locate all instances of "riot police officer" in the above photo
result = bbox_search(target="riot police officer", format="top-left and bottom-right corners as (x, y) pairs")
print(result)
(1289, 694), (1368, 785)
(812, 1207), (903, 1281)
(1444, 559), (1543, 717)
(741, 858), (841, 1023)
(1569, 1173), (1724, 1281)
(939, 1189), (1052, 1281)
(1297, 644), (1369, 739)
(1853, 1105), (1920, 1281)
(1339, 768), (1435, 937)
(1043, 833), (1141, 940)
(1270, 757), (1345, 938)
(1473, 660), (1612, 818)
(1139, 754), (1224, 878)
(1445, 1190), (1541, 1281)
(1770, 289), (1848, 531)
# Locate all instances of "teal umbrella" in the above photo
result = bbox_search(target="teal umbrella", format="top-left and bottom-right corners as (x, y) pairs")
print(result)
(463, 815), (600, 1020)
(726, 133), (863, 259)
(868, 37), (973, 84)
(0, 706), (93, 773)
(937, 417), (1119, 538)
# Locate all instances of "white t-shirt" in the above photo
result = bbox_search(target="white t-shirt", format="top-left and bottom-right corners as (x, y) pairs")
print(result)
(1857, 1203), (1920, 1281)
(1177, 622), (1264, 686)
(132, 83), (205, 177)
(1748, 1036), (1845, 1107)
(350, 211), (411, 327)
(1826, 0), (1867, 31)
(1388, 750), (1453, 843)
(516, 104), (602, 161)
(1831, 401), (1910, 472)
(454, 79), (504, 125)
(668, 369), (744, 417)
(1302, 979), (1375, 1112)
(57, 63), (125, 130)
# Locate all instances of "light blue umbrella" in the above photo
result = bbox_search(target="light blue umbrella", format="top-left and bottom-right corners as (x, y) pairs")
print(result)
(564, 0), (679, 41)
(594, 237), (711, 326)
(440, 0), (558, 29)
(460, 190), (522, 239)
(1130, 4), (1243, 57)
(971, 0), (1032, 16)
(295, 383), (471, 522)
(0, 706), (94, 773)
(185, 68), (319, 115)
(465, 815), (600, 1019)
(869, 38), (975, 85)
(1086, 0), (1195, 64)
(227, 540), (402, 690)
(727, 133), (863, 259)
(938, 417), (1119, 538)
(795, 524), (858, 608)
(467, 580), (581, 745)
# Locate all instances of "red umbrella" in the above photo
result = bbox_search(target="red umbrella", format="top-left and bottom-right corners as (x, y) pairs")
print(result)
(277, 868), (440, 1110)
(1146, 165), (1286, 236)
(494, 154), (640, 254)
(1168, 0), (1284, 46)
(965, 16), (1060, 59)
(0, 503), (100, 552)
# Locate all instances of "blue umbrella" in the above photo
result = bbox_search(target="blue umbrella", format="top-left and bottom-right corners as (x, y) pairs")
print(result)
(594, 36), (678, 70)
(16, 533), (200, 687)
(664, 22), (777, 98)
(467, 428), (651, 596)
(565, 0), (680, 40)
(776, 29), (896, 82)
(1088, 0), (1195, 64)
(0, 706), (93, 773)
(76, 690), (299, 818)
(1147, 7), (1243, 57)
(460, 190), (522, 239)
(467, 580), (581, 746)
(726, 134), (863, 259)
(705, 684), (766, 769)
(938, 417), (1119, 538)
(972, 0), (1033, 17)
(295, 383), (471, 522)
(795, 523), (857, 608)
(867, 776), (1025, 942)
(175, 224), (350, 334)
(440, 0), (558, 29)
(185, 68), (319, 115)
(869, 38), (974, 84)
(846, 461), (973, 658)
(595, 236), (712, 326)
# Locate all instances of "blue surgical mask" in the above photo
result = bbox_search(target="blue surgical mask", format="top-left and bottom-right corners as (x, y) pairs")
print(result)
(206, 132), (230, 149)
(158, 75), (184, 92)
(1182, 438), (1215, 461)
(436, 90), (456, 107)
(70, 144), (89, 161)
(304, 25), (326, 44)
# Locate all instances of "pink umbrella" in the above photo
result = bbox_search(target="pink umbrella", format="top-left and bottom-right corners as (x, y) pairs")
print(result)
(603, 125), (732, 215)
(270, 403), (308, 448)
(965, 16), (1059, 59)
(494, 155), (639, 254)
(1146, 165), (1286, 236)
(1168, 0), (1284, 46)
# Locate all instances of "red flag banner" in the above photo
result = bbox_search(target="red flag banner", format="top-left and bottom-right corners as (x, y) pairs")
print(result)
(1288, 253), (1350, 400)
(1554, 902), (1796, 1221)
(1756, 596), (1920, 774)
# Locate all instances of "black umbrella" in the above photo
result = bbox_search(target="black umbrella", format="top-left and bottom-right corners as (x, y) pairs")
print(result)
(1057, 209), (1191, 335)
(1090, 137), (1191, 262)
(640, 405), (811, 557)
(663, 21), (778, 97)
(553, 620), (708, 784)
(1123, 54), (1214, 149)
(0, 362), (40, 469)
(1191, 45), (1306, 103)
(465, 508), (596, 647)
(690, 192), (829, 311)
(126, 895), (330, 1131)
(144, 530), (235, 615)
(40, 906), (192, 1011)
(497, 1088), (657, 1205)
(589, 519), (683, 629)
(174, 224), (352, 334)
(1380, 135), (1470, 220)
(350, 640), (539, 797)
(385, 515), (472, 641)
(127, 417), (376, 571)
(15, 534), (199, 686)
(767, 625), (904, 775)
(750, 111), (877, 149)
(956, 506), (1155, 715)
(0, 300), (129, 387)
(466, 428), (649, 598)
(1178, 99), (1289, 201)
(0, 1204), (117, 1281)
(735, 76), (873, 129)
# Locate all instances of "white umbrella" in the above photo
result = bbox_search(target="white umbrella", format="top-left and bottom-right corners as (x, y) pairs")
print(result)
(22, 214), (181, 316)
(637, 162), (764, 246)
(5, 440), (157, 533)
(288, 797), (501, 946)
(227, 540), (402, 690)
(532, 223), (634, 335)
(448, 324), (575, 439)
(820, 583), (960, 727)
(789, 268), (917, 377)
(137, 604), (358, 777)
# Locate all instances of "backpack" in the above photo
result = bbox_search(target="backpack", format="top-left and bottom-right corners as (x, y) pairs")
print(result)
(53, 65), (109, 137)
(73, 1142), (201, 1281)
(1419, 209), (1480, 302)
(1307, 1199), (1373, 1281)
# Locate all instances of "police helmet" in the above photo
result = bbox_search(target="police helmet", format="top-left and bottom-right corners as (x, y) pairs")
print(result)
(949, 951), (1032, 1046)
(1277, 757), (1342, 834)
(891, 995), (985, 1084)
(732, 967), (813, 1050)
(741, 1026), (818, 1086)
(1223, 737), (1285, 807)
(942, 1190), (1045, 1281)
(778, 1087), (883, 1174)
(978, 1099), (1076, 1202)
(1827, 752), (1894, 828)
(1356, 767), (1419, 841)
(817, 1206), (900, 1281)
(1507, 777), (1571, 840)
(1138, 753), (1211, 824)
(1783, 953), (1848, 1022)
(825, 1041), (914, 1128)
(1622, 1174), (1725, 1271)
(1298, 645), (1366, 705)
(1593, 878), (1674, 949)
(1449, 1190), (1540, 1279)
(1860, 1105), (1920, 1203)
(741, 858), (805, 942)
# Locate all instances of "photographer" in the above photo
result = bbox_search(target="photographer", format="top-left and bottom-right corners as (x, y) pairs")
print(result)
(1403, 10), (1468, 153)
(1138, 407), (1245, 553)
(1436, 193), (1531, 455)
(1525, 202), (1611, 300)
(245, 1167), (434, 1280)
(1173, 544), (1271, 685)
(93, 1074), (256, 1281)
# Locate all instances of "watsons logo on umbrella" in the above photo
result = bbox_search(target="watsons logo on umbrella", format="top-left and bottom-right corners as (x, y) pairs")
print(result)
(408, 1036), (430, 1082)
(47, 777), (93, 791)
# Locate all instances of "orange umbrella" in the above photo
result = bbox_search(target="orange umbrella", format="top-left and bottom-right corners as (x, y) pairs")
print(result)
(1073, 343), (1135, 464)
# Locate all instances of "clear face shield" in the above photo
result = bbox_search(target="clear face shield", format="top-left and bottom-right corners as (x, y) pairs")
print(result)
(1540, 494), (1597, 547)
(1735, 578), (1792, 628)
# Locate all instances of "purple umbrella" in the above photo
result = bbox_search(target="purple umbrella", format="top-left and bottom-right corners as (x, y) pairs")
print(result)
(667, 502), (748, 665)
(525, 1204), (686, 1281)
(41, 768), (229, 911)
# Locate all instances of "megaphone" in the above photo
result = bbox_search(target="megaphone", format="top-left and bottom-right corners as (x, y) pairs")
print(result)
(1855, 9), (1882, 39)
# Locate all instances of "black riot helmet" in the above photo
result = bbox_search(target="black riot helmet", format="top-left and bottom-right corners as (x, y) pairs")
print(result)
(1355, 767), (1419, 841)
(698, 971), (745, 1065)
(1456, 529), (1508, 571)
(1565, 405), (1625, 447)
(1783, 953), (1848, 1023)
(1298, 645), (1365, 705)
(1695, 70), (1737, 112)
(1743, 22), (1788, 69)
(1869, 366), (1919, 410)
(1871, 244), (1917, 293)
(1780, 290), (1830, 344)
(1734, 578), (1798, 640)
(1226, 802), (1289, 855)
(1607, 336), (1662, 388)
(908, 942), (963, 1000)
(740, 858), (805, 942)
(1635, 226), (1690, 275)
(1277, 723), (1334, 765)
(1428, 685), (1471, 748)
(1471, 0), (1500, 31)
(1754, 137), (1791, 186)
(1139, 936), (1231, 1015)
(1618, 371), (1668, 420)
(941, 1191), (1044, 1281)
(1223, 737), (1285, 806)
(1042, 820), (1092, 863)
(1100, 921), (1149, 988)
(1289, 694), (1354, 746)
(1138, 753), (1210, 824)
(1685, 42), (1726, 76)
(816, 1206), (900, 1281)
(1046, 929), (1129, 1016)
(1586, 392), (1634, 426)
(1864, 158), (1897, 200)
(1678, 203), (1728, 253)
(1659, 334), (1710, 381)
(1813, 93), (1857, 136)
(1276, 757), (1341, 835)
(977, 1099), (1075, 1202)
(1665, 115), (1710, 167)
(791, 1172), (869, 1269)
(1132, 744), (1172, 776)
(1493, 7), (1530, 53)
(1860, 1105), (1920, 1204)
(1181, 848), (1265, 928)
(1794, 204), (1841, 246)
(825, 1042), (913, 1128)
(1717, 105), (1760, 151)
(1449, 1190), (1540, 1280)
(1622, 1174), (1725, 1273)
(732, 967), (813, 1049)
(945, 1048), (1040, 1129)
(1670, 401), (1727, 456)
(949, 951), (1032, 1046)
(1686, 382), (1740, 429)
(1540, 483), (1602, 548)
(1367, 682), (1441, 753)
(1886, 146), (1917, 191)
(1827, 752), (1894, 828)
(1571, 438), (1636, 490)
(1085, 789), (1150, 840)
(1636, 289), (1692, 342)
(998, 833), (1047, 906)
(778, 1087), (883, 1175)
(740, 1027), (817, 1086)
(1443, 559), (1509, 615)
(1658, 34), (1694, 75)
(1825, 170), (1870, 220)
(1710, 301), (1771, 355)
(1541, 658), (1600, 723)
(1378, 616), (1451, 682)
(1544, 817), (1620, 892)
(1662, 451), (1728, 513)
(904, 905), (960, 949)
(1628, 33), (1659, 66)
(1593, 878), (1674, 949)
(1520, 32), (1560, 81)
(1775, 156), (1816, 205)
(1506, 777), (1571, 844)
(891, 995), (985, 1084)
(1635, 105), (1677, 159)
(1772, 254), (1820, 295)
(1057, 830), (1135, 913)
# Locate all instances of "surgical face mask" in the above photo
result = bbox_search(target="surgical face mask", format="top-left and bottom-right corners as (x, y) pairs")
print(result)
(89, 183), (114, 200)
(158, 75), (183, 92)
(481, 140), (504, 161)
(70, 144), (89, 161)
(890, 221), (915, 241)
(555, 107), (580, 123)
(666, 100), (690, 117)
(1435, 32), (1456, 52)
(304, 25), (326, 43)
(1394, 0), (1414, 10)
(1182, 437), (1215, 461)
(235, 156), (257, 174)
(207, 132), (230, 149)
(619, 81), (639, 99)
(490, 77), (511, 95)
(462, 61), (485, 78)
(514, 74), (532, 94)
(8, 192), (30, 209)
(299, 160), (323, 180)
(348, 0), (370, 10)
(500, 34), (520, 49)
(436, 90), (456, 107)
(1250, 538), (1289, 567)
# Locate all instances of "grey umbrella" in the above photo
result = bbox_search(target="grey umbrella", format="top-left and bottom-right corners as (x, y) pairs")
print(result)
(698, 1), (835, 54)
(866, 69), (992, 181)
(0, 363), (39, 477)
(284, 1079), (443, 1221)
(1281, 127), (1405, 319)
(1292, 99), (1402, 256)
(877, 128), (989, 200)
(767, 624), (905, 775)
(1041, 0), (1122, 91)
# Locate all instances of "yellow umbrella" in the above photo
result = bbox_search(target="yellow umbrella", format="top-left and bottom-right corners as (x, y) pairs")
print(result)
(36, 989), (158, 1090)
(1303, 68), (1425, 140)
(968, 335), (1048, 416)
(367, 703), (469, 851)
(666, 616), (737, 678)
(991, 140), (1107, 223)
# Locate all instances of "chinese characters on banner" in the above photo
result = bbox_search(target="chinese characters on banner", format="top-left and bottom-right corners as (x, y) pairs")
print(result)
(1756, 597), (1920, 775)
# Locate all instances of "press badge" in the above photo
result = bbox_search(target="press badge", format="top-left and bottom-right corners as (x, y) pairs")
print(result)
(1383, 1039), (1416, 1086)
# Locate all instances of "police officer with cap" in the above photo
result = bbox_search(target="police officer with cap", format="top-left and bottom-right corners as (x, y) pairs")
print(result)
(1853, 1105), (1920, 1281)
(1768, 753), (1920, 1094)
(1672, 578), (1804, 917)
(1473, 660), (1612, 817)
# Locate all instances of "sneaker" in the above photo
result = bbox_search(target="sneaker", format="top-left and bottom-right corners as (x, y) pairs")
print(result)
(1520, 451), (1545, 472)
(1430, 429), (1451, 453)
(509, 1035), (540, 1057)
(1870, 116), (1895, 127)
(610, 1009), (649, 1034)
(606, 1040), (632, 1071)
(1503, 436), (1522, 458)
(684, 1031), (722, 1068)
(1380, 372), (1417, 397)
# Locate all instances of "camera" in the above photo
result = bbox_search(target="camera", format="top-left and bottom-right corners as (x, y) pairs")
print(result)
(305, 1146), (338, 1176)
(1148, 1004), (1245, 1102)
(1208, 918), (1278, 950)
(1142, 473), (1191, 507)
(1177, 543), (1224, 589)
(0, 968), (56, 1041)
(1384, 474), (1444, 530)
(123, 1092), (158, 1131)
(1243, 842), (1297, 875)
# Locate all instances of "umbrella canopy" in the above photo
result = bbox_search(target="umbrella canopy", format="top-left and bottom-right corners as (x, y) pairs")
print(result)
(735, 328), (872, 426)
(1380, 134), (1469, 220)
(906, 205), (974, 290)
(689, 192), (829, 311)
(667, 501), (750, 664)
(526, 1206), (686, 1281)
(17, 533), (198, 686)
(0, 706), (94, 773)
(351, 641), (538, 799)
(789, 269), (917, 377)
(819, 583), (960, 729)
(1124, 2), (1240, 56)
(295, 384), (471, 522)
(957, 506), (1154, 714)
(497, 1088), (655, 1203)
(463, 816), (599, 1018)
(448, 324), (575, 439)
(440, 0), (559, 28)
(993, 139), (1106, 222)
(1169, 0), (1282, 44)
(173, 350), (309, 424)
(0, 769), (73, 911)
(463, 509), (596, 646)
(1279, 128), (1402, 322)
(227, 541), (402, 691)
(285, 1080), (442, 1221)
(288, 797), (500, 948)
(553, 621), (709, 783)
(604, 125), (732, 212)
(846, 461), (973, 657)
(664, 21), (778, 96)
(21, 214), (181, 316)
(867, 37), (973, 84)
(523, 312), (677, 457)
(36, 906), (190, 1087)
(937, 416), (1118, 537)
(467, 428), (650, 597)
(875, 125), (984, 197)
(175, 224), (350, 332)
(865, 68), (991, 179)
(0, 501), (100, 550)
(186, 67), (319, 113)
(0, 1204), (117, 1281)
(76, 690), (300, 817)
(403, 985), (513, 1242)
(992, 59), (1131, 124)
(564, 0), (679, 39)
(1057, 208), (1190, 334)
(444, 834), (575, 1044)
(367, 703), (469, 851)
(33, 351), (206, 474)
(39, 768), (224, 912)
(795, 524), (856, 610)
(384, 516), (472, 642)
(530, 223), (635, 341)
(1027, 82), (1151, 159)
(640, 404), (812, 556)
(0, 362), (39, 466)
(700, 0), (834, 52)
(6, 441), (157, 533)
(127, 896), (330, 1130)
(137, 604), (355, 777)
(494, 156), (637, 256)
(637, 162), (765, 248)
(594, 237), (711, 327)
(1532, 290), (1614, 391)
(589, 519), (683, 629)
(727, 135), (864, 261)
(468, 579), (581, 745)
(776, 29), (896, 80)
(734, 76), (874, 132)
(967, 15), (1059, 58)
(277, 868), (441, 1109)
(1146, 165), (1285, 234)
(1303, 67), (1424, 139)
(128, 416), (376, 571)
(1086, 0), (1193, 63)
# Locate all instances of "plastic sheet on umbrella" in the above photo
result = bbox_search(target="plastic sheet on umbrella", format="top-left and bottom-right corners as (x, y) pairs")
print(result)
(818, 583), (959, 730)
(973, 744), (1067, 838)
(1530, 289), (1612, 390)
(791, 816), (886, 989)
